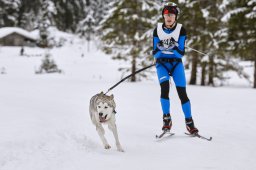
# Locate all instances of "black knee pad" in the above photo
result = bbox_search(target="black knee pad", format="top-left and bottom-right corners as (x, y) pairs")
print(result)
(160, 81), (169, 99)
(176, 86), (189, 104)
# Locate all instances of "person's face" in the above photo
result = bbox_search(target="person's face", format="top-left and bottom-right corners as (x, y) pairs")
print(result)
(164, 13), (176, 28)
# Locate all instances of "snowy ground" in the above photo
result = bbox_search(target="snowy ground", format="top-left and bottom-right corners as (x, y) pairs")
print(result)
(0, 42), (256, 170)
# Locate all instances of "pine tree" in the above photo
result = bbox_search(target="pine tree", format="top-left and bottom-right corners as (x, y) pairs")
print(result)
(100, 0), (159, 82)
(224, 0), (256, 88)
(0, 0), (43, 30)
(199, 0), (228, 86)
(91, 0), (115, 23)
(51, 0), (85, 32)
(16, 0), (42, 30)
(77, 11), (95, 52)
(0, 0), (20, 27)
(38, 0), (56, 47)
(180, 0), (233, 86)
(179, 0), (206, 85)
(76, 0), (118, 52)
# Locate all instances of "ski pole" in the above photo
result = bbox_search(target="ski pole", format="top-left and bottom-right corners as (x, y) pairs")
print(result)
(104, 63), (156, 95)
(185, 46), (209, 56)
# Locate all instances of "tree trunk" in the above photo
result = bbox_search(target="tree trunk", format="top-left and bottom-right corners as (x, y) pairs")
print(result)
(189, 53), (198, 85)
(208, 55), (214, 86)
(17, 2), (25, 27)
(254, 59), (256, 88)
(200, 26), (207, 86)
(86, 0), (90, 6)
(131, 54), (136, 82)
(201, 62), (206, 86)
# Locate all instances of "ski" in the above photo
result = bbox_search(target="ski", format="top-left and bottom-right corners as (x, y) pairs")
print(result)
(185, 132), (212, 141)
(156, 131), (175, 139)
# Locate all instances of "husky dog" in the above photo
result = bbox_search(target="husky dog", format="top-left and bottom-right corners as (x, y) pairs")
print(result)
(89, 92), (124, 152)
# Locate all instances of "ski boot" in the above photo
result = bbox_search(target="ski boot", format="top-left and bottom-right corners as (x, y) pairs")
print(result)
(185, 117), (199, 134)
(162, 114), (172, 132)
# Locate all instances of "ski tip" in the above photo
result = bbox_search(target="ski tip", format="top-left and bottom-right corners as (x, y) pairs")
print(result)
(155, 132), (175, 139)
(200, 135), (213, 141)
(156, 134), (162, 138)
(184, 132), (190, 135)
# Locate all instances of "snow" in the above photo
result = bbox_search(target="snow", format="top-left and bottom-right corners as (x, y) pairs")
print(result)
(219, 0), (230, 10)
(201, 8), (209, 18)
(246, 10), (256, 19)
(248, 0), (256, 5)
(142, 1), (151, 11)
(221, 7), (247, 22)
(1, 39), (256, 170)
(0, 27), (37, 40)
(47, 1), (57, 14)
(30, 27), (75, 46)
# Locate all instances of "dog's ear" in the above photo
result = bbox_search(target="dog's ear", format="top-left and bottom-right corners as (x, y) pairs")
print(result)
(110, 94), (114, 99)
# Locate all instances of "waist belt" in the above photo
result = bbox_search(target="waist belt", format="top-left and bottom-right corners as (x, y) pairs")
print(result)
(156, 58), (182, 76)
(156, 58), (182, 63)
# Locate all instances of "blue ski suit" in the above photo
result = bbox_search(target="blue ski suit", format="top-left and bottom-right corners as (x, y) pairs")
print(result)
(153, 22), (192, 118)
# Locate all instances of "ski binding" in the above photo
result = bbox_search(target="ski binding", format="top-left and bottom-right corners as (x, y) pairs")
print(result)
(185, 132), (212, 141)
(156, 130), (175, 139)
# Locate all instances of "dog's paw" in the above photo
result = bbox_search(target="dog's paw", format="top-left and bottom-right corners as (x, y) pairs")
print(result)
(117, 145), (125, 152)
(104, 144), (111, 149)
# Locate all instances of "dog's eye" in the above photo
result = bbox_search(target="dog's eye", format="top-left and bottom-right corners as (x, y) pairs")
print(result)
(98, 106), (101, 108)
(104, 106), (108, 109)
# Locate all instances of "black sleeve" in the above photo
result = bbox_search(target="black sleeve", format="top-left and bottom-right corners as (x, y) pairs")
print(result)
(152, 27), (159, 55)
(180, 26), (186, 36)
(153, 27), (158, 37)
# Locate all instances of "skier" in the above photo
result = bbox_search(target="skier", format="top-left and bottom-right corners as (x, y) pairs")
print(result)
(153, 2), (199, 134)
(20, 46), (24, 56)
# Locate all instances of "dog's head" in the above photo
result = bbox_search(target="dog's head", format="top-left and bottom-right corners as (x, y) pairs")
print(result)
(95, 92), (116, 123)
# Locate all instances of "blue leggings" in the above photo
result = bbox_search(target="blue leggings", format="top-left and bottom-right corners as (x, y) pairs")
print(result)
(156, 61), (192, 118)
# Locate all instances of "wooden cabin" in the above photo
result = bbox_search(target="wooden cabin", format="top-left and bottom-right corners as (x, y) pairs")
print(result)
(0, 27), (37, 46)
